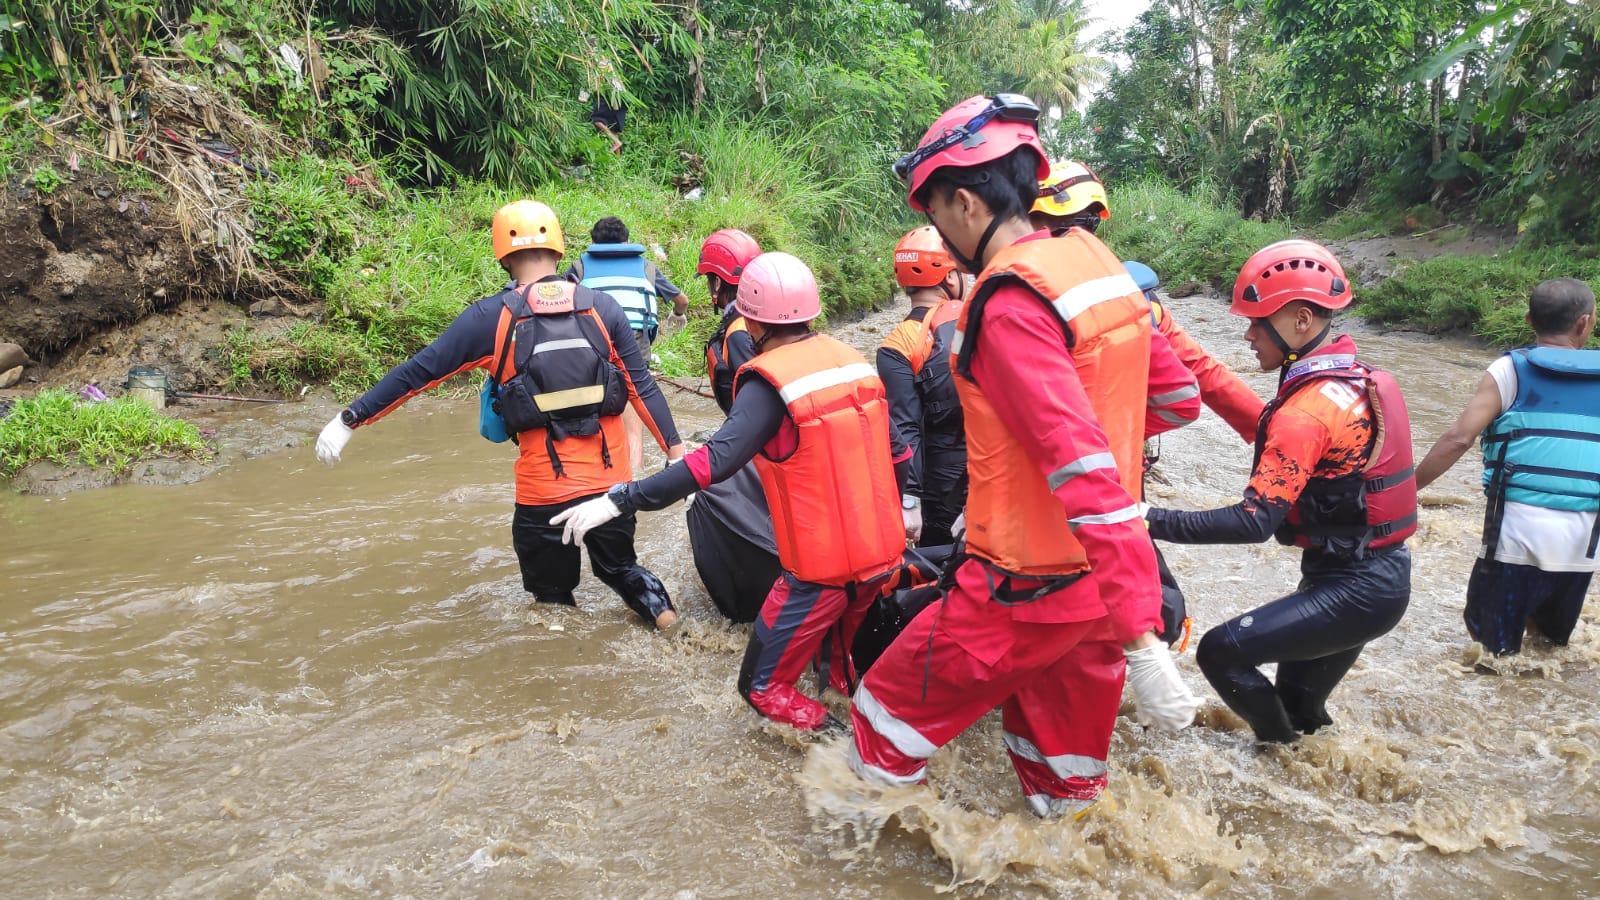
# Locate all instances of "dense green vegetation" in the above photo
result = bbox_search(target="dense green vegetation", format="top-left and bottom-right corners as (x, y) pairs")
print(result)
(3, 0), (1599, 421)
(1079, 0), (1600, 243)
(0, 391), (212, 477)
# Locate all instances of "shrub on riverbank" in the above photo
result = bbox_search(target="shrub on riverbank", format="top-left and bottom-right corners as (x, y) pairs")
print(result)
(1099, 180), (1292, 291)
(1360, 247), (1600, 347)
(0, 392), (211, 478)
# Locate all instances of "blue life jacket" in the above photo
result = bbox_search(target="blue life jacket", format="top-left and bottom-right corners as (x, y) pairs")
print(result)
(1481, 347), (1600, 515)
(579, 243), (657, 334)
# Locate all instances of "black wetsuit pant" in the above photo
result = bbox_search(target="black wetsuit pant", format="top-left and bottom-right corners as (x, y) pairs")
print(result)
(918, 442), (968, 549)
(1196, 545), (1410, 743)
(511, 494), (673, 624)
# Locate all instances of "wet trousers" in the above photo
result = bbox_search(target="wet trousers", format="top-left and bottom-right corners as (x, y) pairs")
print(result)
(1196, 545), (1410, 744)
(511, 495), (673, 625)
(917, 444), (968, 549)
(688, 464), (781, 623)
(848, 559), (1125, 818)
(737, 571), (883, 731)
(1464, 558), (1594, 655)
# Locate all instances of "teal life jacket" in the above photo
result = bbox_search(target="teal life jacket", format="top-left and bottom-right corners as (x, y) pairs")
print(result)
(1480, 346), (1600, 561)
(579, 243), (657, 335)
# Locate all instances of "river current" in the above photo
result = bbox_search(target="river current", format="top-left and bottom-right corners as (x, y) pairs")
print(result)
(2, 293), (1595, 897)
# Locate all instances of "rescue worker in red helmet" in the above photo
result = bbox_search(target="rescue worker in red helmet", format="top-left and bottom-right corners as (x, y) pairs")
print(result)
(879, 226), (968, 547)
(313, 200), (688, 632)
(686, 228), (782, 622)
(699, 228), (765, 413)
(1145, 239), (1417, 744)
(553, 252), (918, 731)
(849, 95), (1203, 820)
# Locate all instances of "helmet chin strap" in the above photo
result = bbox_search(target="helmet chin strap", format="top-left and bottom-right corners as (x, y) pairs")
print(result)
(938, 214), (1004, 276)
(1262, 317), (1333, 375)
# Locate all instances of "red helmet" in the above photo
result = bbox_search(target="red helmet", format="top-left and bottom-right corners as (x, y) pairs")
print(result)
(893, 226), (958, 288)
(896, 94), (1049, 213)
(1231, 240), (1351, 318)
(737, 252), (821, 324)
(697, 228), (762, 284)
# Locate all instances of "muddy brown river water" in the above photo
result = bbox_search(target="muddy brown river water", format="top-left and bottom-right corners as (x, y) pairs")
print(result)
(2, 293), (1596, 897)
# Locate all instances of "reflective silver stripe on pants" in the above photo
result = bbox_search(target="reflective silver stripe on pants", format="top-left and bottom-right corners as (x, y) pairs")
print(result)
(1068, 503), (1144, 529)
(853, 683), (938, 760)
(847, 740), (927, 788)
(1047, 452), (1118, 491)
(1002, 731), (1108, 779)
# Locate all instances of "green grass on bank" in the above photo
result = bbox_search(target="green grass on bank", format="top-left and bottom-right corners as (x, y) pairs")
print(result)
(0, 391), (212, 478)
(1360, 247), (1600, 347)
(1099, 180), (1293, 290)
(228, 120), (905, 397)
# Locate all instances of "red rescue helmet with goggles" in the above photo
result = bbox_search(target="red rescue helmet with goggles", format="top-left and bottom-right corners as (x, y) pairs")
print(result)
(1231, 240), (1351, 319)
(895, 94), (1050, 213)
(697, 228), (762, 284)
(893, 226), (959, 288)
(737, 252), (821, 325)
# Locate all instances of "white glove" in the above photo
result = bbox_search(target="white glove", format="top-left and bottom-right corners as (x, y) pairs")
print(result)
(665, 312), (688, 333)
(951, 511), (966, 543)
(902, 499), (923, 544)
(1124, 644), (1200, 732)
(683, 491), (698, 511)
(316, 415), (353, 466)
(551, 494), (623, 545)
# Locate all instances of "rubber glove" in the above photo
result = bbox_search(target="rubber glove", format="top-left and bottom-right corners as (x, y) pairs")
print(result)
(316, 415), (353, 466)
(1124, 643), (1200, 732)
(902, 498), (923, 544)
(551, 494), (622, 545)
(665, 312), (689, 333)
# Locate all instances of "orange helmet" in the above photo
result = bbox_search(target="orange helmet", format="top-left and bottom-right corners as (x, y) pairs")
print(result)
(492, 200), (565, 261)
(1231, 240), (1350, 318)
(893, 226), (958, 288)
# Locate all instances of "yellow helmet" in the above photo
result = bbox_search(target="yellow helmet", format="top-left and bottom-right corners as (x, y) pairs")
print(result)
(1032, 160), (1110, 219)
(492, 200), (565, 261)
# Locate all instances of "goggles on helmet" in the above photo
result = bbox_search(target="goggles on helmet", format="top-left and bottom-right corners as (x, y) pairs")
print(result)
(892, 93), (1041, 184)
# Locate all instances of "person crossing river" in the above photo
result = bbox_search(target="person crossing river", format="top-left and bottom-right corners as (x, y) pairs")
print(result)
(552, 251), (918, 732)
(1145, 239), (1418, 744)
(313, 200), (688, 632)
(847, 94), (1202, 820)
(686, 228), (783, 622)
(878, 225), (968, 548)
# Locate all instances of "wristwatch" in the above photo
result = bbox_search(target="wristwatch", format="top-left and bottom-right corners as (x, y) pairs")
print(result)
(607, 482), (638, 515)
(339, 408), (358, 427)
(901, 494), (921, 510)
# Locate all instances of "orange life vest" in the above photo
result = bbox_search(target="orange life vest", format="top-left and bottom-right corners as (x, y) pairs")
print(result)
(952, 231), (1153, 578)
(705, 313), (749, 414)
(736, 334), (905, 586)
